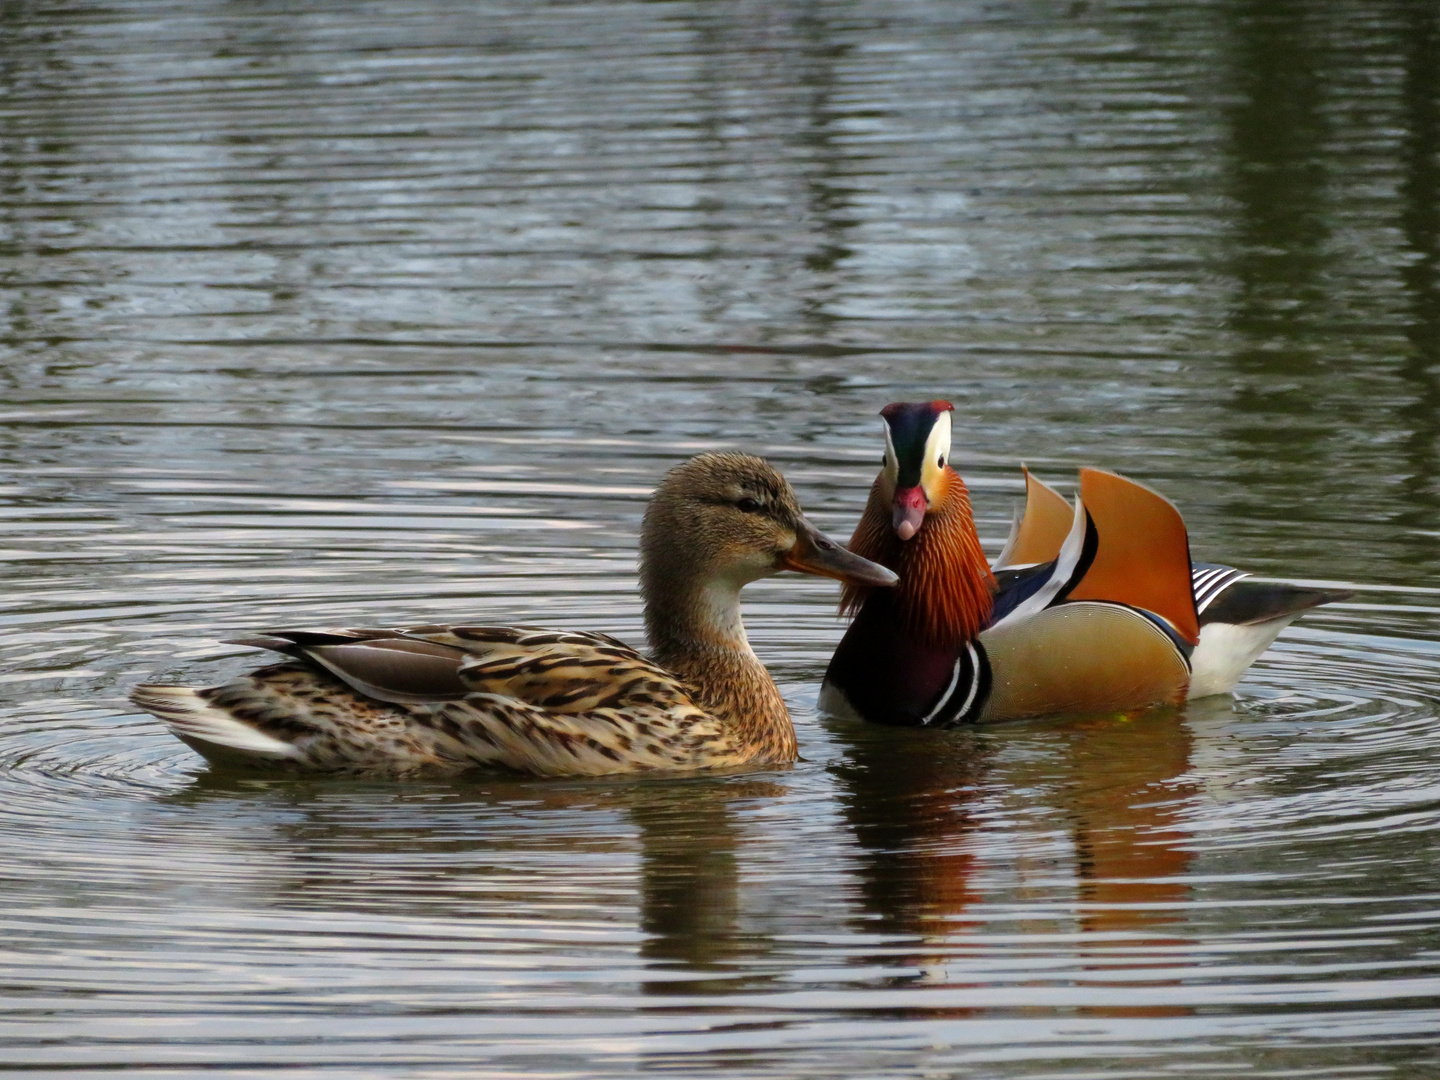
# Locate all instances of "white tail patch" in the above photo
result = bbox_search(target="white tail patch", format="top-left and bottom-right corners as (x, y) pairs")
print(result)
(130, 684), (299, 760)
(1188, 617), (1298, 698)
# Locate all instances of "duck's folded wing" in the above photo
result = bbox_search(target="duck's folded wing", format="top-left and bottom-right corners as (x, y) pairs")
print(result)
(442, 627), (695, 714)
(226, 627), (473, 704)
(988, 469), (1200, 646)
(228, 625), (694, 716)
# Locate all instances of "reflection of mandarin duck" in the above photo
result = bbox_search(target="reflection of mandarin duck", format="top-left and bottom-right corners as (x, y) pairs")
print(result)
(821, 401), (1350, 726)
(1059, 712), (1196, 937)
(131, 453), (896, 775)
(829, 724), (989, 941)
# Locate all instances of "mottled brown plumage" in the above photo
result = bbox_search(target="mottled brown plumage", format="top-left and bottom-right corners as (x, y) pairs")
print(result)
(131, 453), (896, 776)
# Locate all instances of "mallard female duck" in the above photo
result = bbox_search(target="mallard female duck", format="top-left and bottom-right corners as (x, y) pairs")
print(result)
(820, 401), (1349, 726)
(132, 452), (897, 775)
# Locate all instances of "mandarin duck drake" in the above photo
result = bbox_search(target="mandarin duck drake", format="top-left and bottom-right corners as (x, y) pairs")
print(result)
(131, 452), (896, 775)
(819, 401), (1350, 727)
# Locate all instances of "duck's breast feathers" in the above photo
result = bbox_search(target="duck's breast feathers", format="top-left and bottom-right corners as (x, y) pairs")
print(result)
(823, 591), (985, 727)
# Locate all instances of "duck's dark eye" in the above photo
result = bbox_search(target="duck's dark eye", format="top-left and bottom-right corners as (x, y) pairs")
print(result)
(938, 455), (946, 469)
(737, 497), (762, 513)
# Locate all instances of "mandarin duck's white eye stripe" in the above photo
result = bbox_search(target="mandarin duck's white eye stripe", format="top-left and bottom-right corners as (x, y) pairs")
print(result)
(881, 420), (899, 479)
(923, 411), (952, 471)
(915, 410), (953, 499)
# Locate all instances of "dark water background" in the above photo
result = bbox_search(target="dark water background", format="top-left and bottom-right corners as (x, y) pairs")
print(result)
(3, 0), (1440, 1075)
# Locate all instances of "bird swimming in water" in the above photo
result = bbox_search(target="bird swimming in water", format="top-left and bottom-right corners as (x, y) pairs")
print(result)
(132, 452), (897, 775)
(820, 400), (1350, 727)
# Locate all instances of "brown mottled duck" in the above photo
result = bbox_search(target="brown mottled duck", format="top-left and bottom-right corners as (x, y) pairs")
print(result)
(132, 452), (896, 776)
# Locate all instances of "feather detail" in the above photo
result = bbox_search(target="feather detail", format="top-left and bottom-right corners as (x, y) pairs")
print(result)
(841, 468), (995, 647)
(134, 630), (781, 776)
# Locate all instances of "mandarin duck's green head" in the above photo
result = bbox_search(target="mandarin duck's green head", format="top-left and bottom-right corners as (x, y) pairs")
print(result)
(879, 400), (954, 540)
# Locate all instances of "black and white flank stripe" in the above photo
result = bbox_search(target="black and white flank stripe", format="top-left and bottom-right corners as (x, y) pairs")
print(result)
(918, 641), (990, 727)
(1191, 564), (1250, 616)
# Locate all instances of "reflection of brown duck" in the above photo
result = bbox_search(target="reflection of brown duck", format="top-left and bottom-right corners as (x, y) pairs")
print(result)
(629, 777), (785, 995)
(168, 769), (777, 996)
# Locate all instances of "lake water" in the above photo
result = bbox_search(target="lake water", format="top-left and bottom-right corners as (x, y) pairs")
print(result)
(3, 0), (1439, 1075)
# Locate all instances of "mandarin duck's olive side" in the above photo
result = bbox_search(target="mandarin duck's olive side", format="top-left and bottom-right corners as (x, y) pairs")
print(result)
(820, 402), (1350, 727)
(132, 452), (896, 776)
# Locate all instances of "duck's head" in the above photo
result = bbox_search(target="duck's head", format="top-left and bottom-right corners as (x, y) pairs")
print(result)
(641, 452), (897, 605)
(878, 400), (954, 541)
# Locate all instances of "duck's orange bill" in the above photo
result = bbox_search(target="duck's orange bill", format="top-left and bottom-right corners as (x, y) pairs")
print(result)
(781, 517), (899, 587)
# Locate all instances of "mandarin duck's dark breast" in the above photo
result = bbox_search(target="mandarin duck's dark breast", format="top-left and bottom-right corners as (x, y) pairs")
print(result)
(824, 591), (972, 726)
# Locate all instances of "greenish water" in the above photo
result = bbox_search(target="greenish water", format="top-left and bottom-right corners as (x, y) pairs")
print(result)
(2, 1), (1438, 1075)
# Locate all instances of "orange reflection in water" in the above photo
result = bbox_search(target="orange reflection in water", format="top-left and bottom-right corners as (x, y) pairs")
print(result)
(829, 707), (1200, 1018)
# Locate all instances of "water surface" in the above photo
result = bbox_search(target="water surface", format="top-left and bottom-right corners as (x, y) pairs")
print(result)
(3, 1), (1440, 1076)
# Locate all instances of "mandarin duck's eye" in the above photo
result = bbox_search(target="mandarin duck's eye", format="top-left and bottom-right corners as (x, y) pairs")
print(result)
(737, 497), (762, 513)
(938, 455), (945, 469)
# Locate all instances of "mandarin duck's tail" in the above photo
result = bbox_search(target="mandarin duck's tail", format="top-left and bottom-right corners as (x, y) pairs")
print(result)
(1188, 575), (1352, 697)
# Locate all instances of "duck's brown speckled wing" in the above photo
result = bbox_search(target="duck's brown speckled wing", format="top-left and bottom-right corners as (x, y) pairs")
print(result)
(139, 624), (739, 777)
(402, 625), (743, 776)
(386, 626), (666, 709)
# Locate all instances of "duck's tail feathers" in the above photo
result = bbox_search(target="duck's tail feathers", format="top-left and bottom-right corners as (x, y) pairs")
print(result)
(1200, 581), (1353, 627)
(130, 684), (300, 762)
